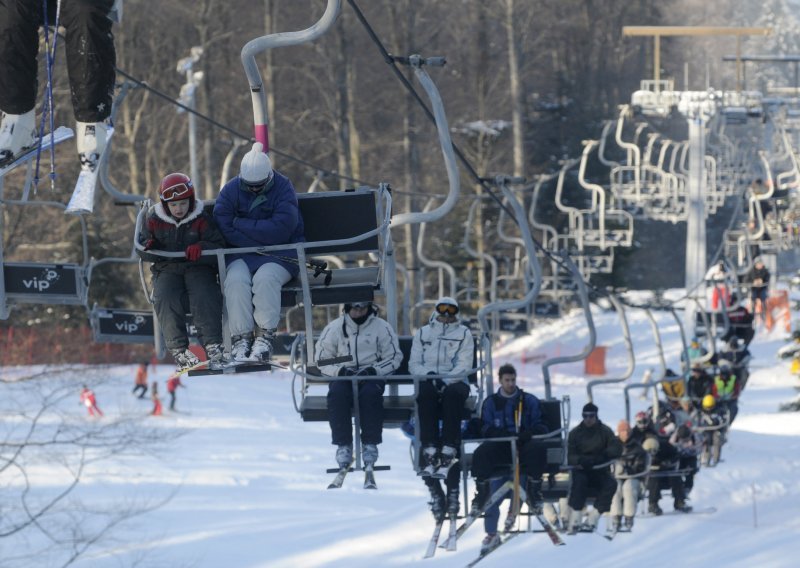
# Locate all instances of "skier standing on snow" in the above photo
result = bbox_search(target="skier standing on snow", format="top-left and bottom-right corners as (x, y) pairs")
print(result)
(316, 302), (402, 470)
(133, 361), (148, 398)
(410, 296), (474, 479)
(0, 0), (120, 170)
(609, 420), (647, 532)
(705, 260), (731, 311)
(138, 172), (226, 372)
(150, 381), (162, 416)
(469, 363), (549, 548)
(79, 384), (103, 417)
(166, 374), (185, 411)
(213, 142), (305, 363)
(565, 402), (622, 533)
(746, 257), (770, 321)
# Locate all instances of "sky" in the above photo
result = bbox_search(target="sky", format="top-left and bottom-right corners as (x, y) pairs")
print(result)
(1, 292), (799, 568)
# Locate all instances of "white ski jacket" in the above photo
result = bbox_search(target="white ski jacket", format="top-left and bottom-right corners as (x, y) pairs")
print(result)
(408, 311), (474, 384)
(316, 312), (402, 377)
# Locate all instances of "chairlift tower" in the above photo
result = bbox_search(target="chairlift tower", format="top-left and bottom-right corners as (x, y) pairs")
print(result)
(623, 26), (771, 331)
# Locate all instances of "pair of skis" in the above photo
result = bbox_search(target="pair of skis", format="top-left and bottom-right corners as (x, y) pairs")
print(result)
(326, 463), (380, 490)
(423, 513), (457, 558)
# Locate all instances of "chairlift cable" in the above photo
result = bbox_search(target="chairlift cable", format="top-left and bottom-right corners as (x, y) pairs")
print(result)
(345, 0), (516, 220)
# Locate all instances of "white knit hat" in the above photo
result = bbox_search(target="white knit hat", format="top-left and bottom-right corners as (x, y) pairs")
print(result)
(240, 142), (273, 183)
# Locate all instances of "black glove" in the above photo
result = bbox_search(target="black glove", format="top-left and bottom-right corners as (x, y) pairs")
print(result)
(338, 367), (356, 376)
(356, 367), (377, 376)
(517, 431), (533, 443)
(579, 456), (595, 470)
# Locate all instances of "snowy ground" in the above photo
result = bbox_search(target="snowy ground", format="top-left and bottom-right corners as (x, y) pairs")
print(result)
(2, 301), (799, 567)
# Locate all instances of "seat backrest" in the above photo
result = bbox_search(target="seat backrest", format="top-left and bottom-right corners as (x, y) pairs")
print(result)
(393, 334), (479, 384)
(297, 190), (379, 254)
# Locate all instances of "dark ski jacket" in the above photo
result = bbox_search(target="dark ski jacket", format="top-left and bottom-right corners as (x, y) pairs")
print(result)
(615, 437), (648, 477)
(213, 172), (305, 277)
(137, 200), (225, 274)
(479, 388), (548, 438)
(568, 420), (623, 468)
(747, 265), (770, 291)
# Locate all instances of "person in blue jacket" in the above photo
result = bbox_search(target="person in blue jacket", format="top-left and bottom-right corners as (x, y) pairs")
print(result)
(469, 364), (549, 521)
(213, 142), (304, 362)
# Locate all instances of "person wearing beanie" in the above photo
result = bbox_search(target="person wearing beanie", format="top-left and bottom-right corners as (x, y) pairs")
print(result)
(565, 402), (622, 534)
(213, 142), (305, 362)
(137, 172), (226, 372)
(609, 420), (647, 532)
(315, 302), (402, 471)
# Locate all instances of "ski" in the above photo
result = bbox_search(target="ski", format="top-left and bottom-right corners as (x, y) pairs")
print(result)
(465, 532), (520, 568)
(65, 168), (98, 214)
(651, 506), (716, 517)
(445, 513), (457, 552)
(0, 126), (74, 175)
(603, 525), (619, 541)
(327, 462), (354, 489)
(440, 480), (512, 549)
(423, 520), (444, 559)
(536, 513), (565, 546)
(364, 466), (377, 490)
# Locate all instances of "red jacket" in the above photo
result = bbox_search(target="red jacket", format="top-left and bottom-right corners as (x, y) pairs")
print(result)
(167, 376), (183, 393)
(80, 388), (96, 407)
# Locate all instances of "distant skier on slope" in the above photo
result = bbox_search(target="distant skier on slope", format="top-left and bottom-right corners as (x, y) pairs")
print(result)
(79, 384), (103, 417)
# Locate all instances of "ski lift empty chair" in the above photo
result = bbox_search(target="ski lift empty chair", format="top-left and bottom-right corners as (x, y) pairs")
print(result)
(87, 254), (156, 347)
(577, 140), (634, 248)
(0, 199), (90, 320)
(586, 295), (635, 403)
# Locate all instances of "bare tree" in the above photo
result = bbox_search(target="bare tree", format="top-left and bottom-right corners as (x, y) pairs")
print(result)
(0, 368), (181, 567)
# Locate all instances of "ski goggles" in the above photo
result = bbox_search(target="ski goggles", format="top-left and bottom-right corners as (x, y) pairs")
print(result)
(582, 412), (597, 419)
(435, 303), (458, 316)
(239, 174), (274, 193)
(161, 182), (192, 201)
(349, 302), (370, 310)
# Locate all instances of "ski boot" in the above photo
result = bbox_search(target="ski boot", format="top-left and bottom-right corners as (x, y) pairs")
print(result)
(566, 509), (582, 535)
(480, 533), (500, 553)
(469, 480), (490, 517)
(427, 482), (446, 522)
(674, 500), (692, 513)
(611, 515), (621, 532)
(250, 327), (274, 361)
(0, 110), (36, 164)
(623, 516), (634, 530)
(362, 443), (379, 467)
(419, 445), (438, 477)
(582, 509), (600, 532)
(335, 444), (353, 469)
(205, 343), (225, 369)
(170, 348), (200, 371)
(230, 333), (254, 362)
(446, 486), (460, 517)
(76, 121), (107, 172)
(526, 478), (544, 514)
(432, 445), (458, 479)
(648, 502), (663, 516)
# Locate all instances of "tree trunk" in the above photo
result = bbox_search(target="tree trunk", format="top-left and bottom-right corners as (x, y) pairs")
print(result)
(506, 0), (525, 177)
